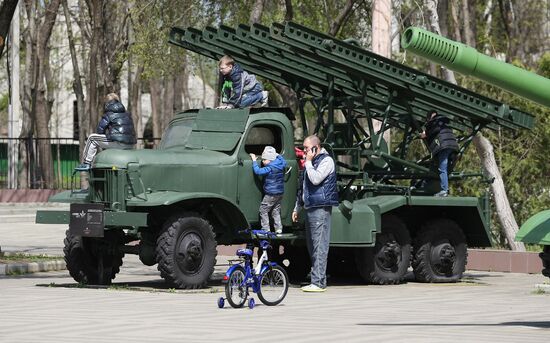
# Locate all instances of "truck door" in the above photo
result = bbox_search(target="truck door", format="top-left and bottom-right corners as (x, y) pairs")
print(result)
(237, 123), (286, 225)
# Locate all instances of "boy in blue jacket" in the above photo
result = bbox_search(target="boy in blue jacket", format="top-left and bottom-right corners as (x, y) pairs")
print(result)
(249, 146), (286, 234)
(218, 55), (268, 109)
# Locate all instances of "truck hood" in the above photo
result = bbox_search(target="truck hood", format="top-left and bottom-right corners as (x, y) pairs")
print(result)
(94, 148), (235, 169)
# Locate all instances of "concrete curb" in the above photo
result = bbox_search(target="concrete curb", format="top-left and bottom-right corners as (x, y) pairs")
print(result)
(0, 260), (66, 276)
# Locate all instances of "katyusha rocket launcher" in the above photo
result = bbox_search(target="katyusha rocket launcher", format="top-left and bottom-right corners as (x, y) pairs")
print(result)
(401, 26), (550, 108)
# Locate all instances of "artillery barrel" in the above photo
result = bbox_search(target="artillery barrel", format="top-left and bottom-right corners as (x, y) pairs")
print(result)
(401, 27), (550, 108)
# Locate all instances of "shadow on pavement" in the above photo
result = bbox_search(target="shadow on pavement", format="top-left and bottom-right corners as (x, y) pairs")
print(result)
(357, 322), (550, 329)
(35, 275), (226, 293)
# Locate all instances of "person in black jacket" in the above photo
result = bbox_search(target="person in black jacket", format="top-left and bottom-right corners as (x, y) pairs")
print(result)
(75, 93), (137, 171)
(420, 110), (459, 197)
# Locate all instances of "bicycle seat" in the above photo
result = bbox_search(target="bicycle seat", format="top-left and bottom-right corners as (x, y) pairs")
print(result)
(236, 248), (254, 257)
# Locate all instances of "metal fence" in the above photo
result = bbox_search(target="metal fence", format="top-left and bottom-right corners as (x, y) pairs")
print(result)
(0, 137), (159, 189)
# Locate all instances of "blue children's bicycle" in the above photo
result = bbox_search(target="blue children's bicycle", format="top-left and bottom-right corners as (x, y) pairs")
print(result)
(218, 230), (289, 309)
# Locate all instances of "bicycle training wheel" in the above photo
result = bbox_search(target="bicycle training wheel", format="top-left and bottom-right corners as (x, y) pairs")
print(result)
(258, 265), (289, 306)
(225, 266), (248, 308)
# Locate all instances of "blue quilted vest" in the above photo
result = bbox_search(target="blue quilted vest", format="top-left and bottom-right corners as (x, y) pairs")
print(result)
(303, 153), (338, 209)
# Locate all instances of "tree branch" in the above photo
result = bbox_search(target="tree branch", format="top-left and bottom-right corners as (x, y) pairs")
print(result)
(329, 0), (360, 36)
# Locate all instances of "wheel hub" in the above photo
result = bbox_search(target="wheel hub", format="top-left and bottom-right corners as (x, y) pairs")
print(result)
(177, 233), (204, 273)
(377, 240), (402, 269)
(432, 242), (456, 273)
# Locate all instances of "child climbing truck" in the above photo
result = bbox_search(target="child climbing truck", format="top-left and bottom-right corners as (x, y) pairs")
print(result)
(250, 146), (287, 234)
(218, 55), (268, 109)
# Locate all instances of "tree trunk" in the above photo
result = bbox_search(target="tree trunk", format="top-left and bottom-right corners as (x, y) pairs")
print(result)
(194, 57), (203, 109)
(461, 0), (475, 47)
(283, 0), (293, 22)
(473, 135), (525, 251)
(174, 71), (184, 113)
(371, 0), (391, 145)
(19, 0), (37, 189)
(425, 0), (525, 251)
(162, 76), (175, 134)
(425, 0), (457, 83)
(87, 0), (102, 133)
(129, 63), (144, 144)
(62, 0), (86, 168)
(30, 0), (61, 188)
(482, 0), (494, 54)
(449, 0), (462, 42)
(249, 0), (265, 25)
(437, 0), (449, 37)
(0, 0), (18, 58)
(149, 79), (162, 144)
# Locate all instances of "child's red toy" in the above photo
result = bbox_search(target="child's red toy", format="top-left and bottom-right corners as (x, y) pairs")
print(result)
(294, 147), (306, 170)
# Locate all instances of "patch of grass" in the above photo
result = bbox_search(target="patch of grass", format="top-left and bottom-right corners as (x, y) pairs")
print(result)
(6, 269), (25, 276)
(108, 284), (130, 290)
(0, 253), (62, 264)
(531, 287), (547, 295)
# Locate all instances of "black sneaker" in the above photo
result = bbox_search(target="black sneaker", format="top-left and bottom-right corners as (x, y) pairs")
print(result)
(75, 163), (91, 171)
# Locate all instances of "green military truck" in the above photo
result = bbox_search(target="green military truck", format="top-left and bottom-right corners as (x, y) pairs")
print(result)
(36, 22), (534, 288)
(401, 27), (550, 281)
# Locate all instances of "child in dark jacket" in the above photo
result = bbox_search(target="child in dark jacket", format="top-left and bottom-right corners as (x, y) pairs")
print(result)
(420, 110), (459, 197)
(218, 55), (268, 109)
(249, 146), (286, 234)
(75, 93), (136, 171)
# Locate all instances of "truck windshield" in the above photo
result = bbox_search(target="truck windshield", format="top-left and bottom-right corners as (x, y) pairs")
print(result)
(159, 118), (194, 149)
(159, 117), (241, 153)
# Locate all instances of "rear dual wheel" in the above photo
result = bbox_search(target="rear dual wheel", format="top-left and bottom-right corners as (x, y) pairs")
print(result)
(539, 246), (550, 280)
(412, 219), (467, 283)
(355, 216), (411, 285)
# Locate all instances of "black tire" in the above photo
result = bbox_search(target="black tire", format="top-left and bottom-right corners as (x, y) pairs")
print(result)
(258, 265), (289, 306)
(355, 216), (411, 285)
(225, 265), (247, 308)
(281, 245), (310, 283)
(156, 215), (217, 289)
(540, 246), (550, 279)
(63, 229), (124, 285)
(412, 219), (468, 283)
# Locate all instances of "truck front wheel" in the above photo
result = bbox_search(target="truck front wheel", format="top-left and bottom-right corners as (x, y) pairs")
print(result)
(412, 219), (467, 283)
(540, 246), (550, 279)
(63, 229), (125, 285)
(355, 216), (411, 284)
(156, 215), (217, 289)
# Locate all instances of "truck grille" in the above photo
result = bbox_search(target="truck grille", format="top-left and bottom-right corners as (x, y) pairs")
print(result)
(89, 168), (126, 211)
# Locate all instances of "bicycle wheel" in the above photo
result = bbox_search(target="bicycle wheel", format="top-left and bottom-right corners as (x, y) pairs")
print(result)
(225, 266), (248, 308)
(258, 265), (289, 306)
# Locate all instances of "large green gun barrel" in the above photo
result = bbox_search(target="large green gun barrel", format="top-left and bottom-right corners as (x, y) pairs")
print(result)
(401, 27), (550, 108)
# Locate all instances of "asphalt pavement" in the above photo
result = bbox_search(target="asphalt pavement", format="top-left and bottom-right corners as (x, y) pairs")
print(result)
(0, 203), (549, 342)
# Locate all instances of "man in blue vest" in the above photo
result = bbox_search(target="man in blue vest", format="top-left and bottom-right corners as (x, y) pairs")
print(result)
(292, 135), (338, 292)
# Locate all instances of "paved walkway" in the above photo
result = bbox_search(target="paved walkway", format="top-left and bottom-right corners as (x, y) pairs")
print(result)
(0, 203), (548, 342)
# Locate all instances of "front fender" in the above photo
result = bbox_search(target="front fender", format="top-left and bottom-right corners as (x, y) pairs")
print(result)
(259, 262), (279, 276)
(127, 191), (249, 232)
(516, 210), (550, 245)
(127, 191), (234, 207)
